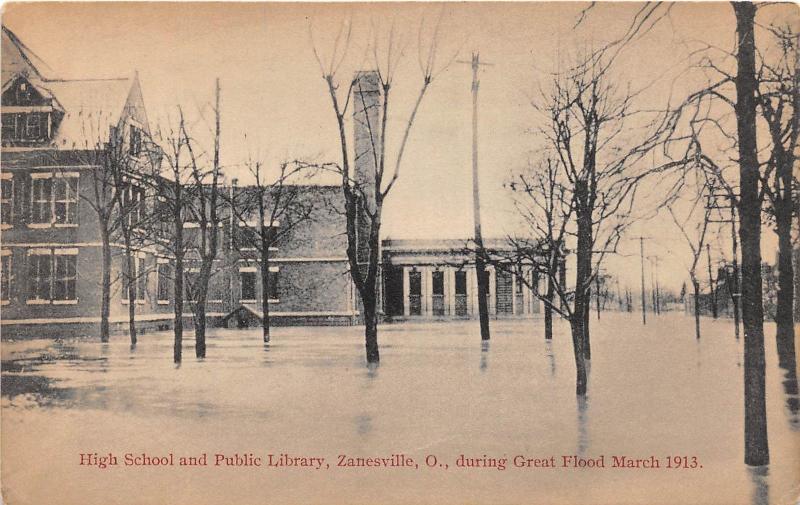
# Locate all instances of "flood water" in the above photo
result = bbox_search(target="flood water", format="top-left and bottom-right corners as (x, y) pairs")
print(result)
(2, 313), (799, 505)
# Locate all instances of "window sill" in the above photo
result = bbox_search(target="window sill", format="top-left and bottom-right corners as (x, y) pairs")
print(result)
(240, 299), (257, 304)
(0, 299), (9, 305)
(121, 300), (147, 305)
(207, 300), (223, 303)
(157, 300), (170, 305)
(53, 299), (78, 305)
(268, 299), (280, 304)
(0, 224), (11, 230)
(27, 223), (51, 229)
(54, 223), (78, 228)
(26, 299), (51, 305)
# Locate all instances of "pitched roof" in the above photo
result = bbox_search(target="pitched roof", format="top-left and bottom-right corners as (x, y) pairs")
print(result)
(1, 25), (50, 85)
(2, 25), (149, 150)
(42, 78), (134, 149)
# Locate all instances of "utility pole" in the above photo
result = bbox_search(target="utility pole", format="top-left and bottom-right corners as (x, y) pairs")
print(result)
(636, 236), (650, 325)
(459, 52), (493, 341)
(706, 243), (718, 319)
(648, 255), (661, 315)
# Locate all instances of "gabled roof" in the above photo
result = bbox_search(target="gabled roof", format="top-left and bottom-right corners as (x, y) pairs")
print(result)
(1, 25), (51, 86)
(42, 78), (134, 149)
(2, 25), (151, 150)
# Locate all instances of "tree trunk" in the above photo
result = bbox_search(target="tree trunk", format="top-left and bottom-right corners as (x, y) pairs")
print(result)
(733, 1), (769, 467)
(775, 212), (796, 370)
(475, 254), (491, 341)
(693, 278), (701, 339)
(362, 285), (380, 363)
(125, 244), (137, 347)
(261, 252), (271, 343)
(100, 228), (111, 342)
(174, 252), (184, 364)
(707, 244), (718, 319)
(730, 215), (741, 339)
(195, 295), (207, 358)
(575, 182), (592, 361)
(544, 273), (554, 340)
(570, 312), (588, 396)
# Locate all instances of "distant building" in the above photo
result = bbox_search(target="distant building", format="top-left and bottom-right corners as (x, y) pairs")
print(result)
(381, 239), (545, 319)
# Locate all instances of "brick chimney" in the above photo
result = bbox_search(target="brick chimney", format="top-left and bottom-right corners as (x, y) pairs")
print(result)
(352, 71), (382, 267)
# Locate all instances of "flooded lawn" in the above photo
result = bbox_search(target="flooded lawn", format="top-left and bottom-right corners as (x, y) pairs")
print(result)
(2, 314), (799, 505)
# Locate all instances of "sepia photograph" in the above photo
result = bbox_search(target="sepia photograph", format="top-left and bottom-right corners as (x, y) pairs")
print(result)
(0, 2), (799, 504)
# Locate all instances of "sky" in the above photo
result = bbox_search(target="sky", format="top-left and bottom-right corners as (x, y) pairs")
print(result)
(2, 2), (797, 293)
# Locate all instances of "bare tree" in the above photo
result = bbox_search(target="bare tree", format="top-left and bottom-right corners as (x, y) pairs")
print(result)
(228, 160), (317, 342)
(532, 45), (687, 390)
(507, 156), (572, 341)
(668, 174), (713, 339)
(143, 112), (194, 363)
(732, 1), (769, 467)
(181, 80), (223, 359)
(756, 24), (799, 369)
(310, 17), (452, 363)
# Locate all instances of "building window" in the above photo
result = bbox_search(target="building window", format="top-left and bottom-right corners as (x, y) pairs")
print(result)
(1, 253), (12, 303)
(130, 125), (142, 156)
(27, 249), (77, 303)
(54, 176), (79, 225)
(123, 256), (147, 302)
(240, 270), (256, 301)
(1, 114), (16, 140)
(157, 261), (171, 303)
(30, 173), (79, 226)
(267, 269), (279, 300)
(1, 175), (13, 227)
(1, 112), (49, 142)
(31, 176), (52, 224)
(124, 184), (146, 226)
(25, 112), (41, 139)
(184, 270), (199, 300)
(136, 257), (147, 301)
(53, 254), (77, 301)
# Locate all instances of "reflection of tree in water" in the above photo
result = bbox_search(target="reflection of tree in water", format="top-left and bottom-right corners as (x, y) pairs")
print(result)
(480, 340), (489, 372)
(776, 326), (799, 430)
(748, 465), (769, 505)
(545, 340), (556, 378)
(576, 394), (589, 457)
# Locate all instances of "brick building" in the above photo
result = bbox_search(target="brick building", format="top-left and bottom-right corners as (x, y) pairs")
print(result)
(0, 26), (357, 339)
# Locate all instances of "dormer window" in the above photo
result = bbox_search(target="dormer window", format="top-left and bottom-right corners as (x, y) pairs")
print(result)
(1, 112), (49, 144)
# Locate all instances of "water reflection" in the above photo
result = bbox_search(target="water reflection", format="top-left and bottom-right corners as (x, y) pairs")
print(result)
(480, 341), (489, 372)
(355, 414), (373, 436)
(776, 326), (799, 430)
(544, 340), (556, 377)
(366, 362), (380, 379)
(748, 465), (769, 505)
(576, 394), (589, 457)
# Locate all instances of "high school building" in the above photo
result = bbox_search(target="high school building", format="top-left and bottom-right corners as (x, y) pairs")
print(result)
(0, 26), (357, 338)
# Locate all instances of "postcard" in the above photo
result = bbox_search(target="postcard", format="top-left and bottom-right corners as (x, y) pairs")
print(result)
(1, 2), (799, 504)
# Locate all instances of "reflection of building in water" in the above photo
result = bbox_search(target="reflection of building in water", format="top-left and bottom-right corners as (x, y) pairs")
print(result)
(381, 239), (550, 320)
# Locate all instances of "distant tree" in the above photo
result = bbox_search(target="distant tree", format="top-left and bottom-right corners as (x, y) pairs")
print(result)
(755, 24), (799, 368)
(506, 157), (572, 341)
(667, 172), (713, 339)
(228, 160), (317, 342)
